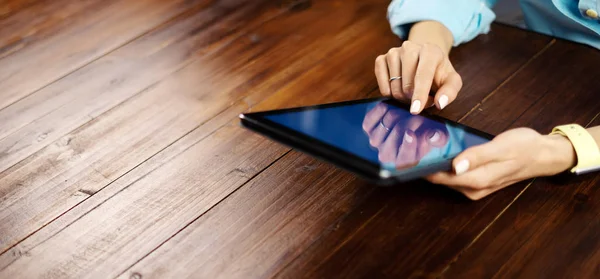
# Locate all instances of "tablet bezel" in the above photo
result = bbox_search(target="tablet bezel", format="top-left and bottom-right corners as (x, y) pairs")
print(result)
(239, 97), (494, 185)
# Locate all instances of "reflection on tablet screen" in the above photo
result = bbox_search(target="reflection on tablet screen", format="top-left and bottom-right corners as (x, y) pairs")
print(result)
(264, 100), (489, 172)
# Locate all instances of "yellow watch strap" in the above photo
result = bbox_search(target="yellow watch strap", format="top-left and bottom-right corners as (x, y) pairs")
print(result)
(551, 124), (600, 174)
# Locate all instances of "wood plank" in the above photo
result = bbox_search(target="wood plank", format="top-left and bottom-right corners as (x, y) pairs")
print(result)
(0, 0), (397, 276)
(0, 0), (290, 259)
(274, 184), (525, 278)
(0, 0), (288, 174)
(439, 41), (600, 278)
(0, 0), (100, 56)
(0, 0), (204, 143)
(115, 27), (554, 278)
(0, 0), (41, 21)
(125, 151), (374, 279)
(0, 0), (205, 111)
(1, 122), (290, 279)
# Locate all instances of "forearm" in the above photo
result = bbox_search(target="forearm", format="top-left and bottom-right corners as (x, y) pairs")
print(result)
(407, 21), (454, 55)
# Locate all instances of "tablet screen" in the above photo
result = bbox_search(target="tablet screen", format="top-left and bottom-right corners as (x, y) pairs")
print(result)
(263, 99), (490, 173)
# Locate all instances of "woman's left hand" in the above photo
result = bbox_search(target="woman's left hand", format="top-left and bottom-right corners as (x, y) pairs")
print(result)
(426, 128), (577, 200)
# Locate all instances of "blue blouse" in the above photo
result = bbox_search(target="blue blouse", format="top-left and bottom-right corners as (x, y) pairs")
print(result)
(387, 0), (600, 49)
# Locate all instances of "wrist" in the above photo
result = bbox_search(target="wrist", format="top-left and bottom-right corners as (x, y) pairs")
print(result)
(542, 134), (577, 174)
(408, 21), (453, 55)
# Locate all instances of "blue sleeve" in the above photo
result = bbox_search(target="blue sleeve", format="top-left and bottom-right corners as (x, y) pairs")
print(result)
(387, 0), (498, 46)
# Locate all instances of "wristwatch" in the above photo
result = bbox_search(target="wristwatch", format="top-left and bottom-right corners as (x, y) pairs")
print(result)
(551, 124), (600, 175)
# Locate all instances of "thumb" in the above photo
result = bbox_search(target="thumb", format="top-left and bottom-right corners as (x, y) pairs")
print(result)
(453, 142), (503, 175)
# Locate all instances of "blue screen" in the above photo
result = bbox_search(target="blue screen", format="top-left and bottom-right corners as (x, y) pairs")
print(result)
(264, 100), (490, 173)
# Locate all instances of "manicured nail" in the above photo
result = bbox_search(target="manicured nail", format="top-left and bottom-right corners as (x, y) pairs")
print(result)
(410, 100), (421, 114)
(429, 131), (440, 143)
(438, 95), (449, 110)
(404, 132), (414, 143)
(454, 159), (470, 175)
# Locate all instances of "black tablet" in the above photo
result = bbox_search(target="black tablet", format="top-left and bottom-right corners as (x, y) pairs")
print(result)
(239, 98), (494, 185)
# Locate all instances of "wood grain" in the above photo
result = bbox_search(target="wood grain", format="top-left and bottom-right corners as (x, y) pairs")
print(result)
(0, 0), (222, 161)
(0, 0), (204, 111)
(0, 0), (39, 20)
(0, 0), (398, 276)
(0, 0), (289, 174)
(0, 0), (287, 259)
(116, 26), (554, 279)
(438, 24), (551, 121)
(122, 152), (374, 279)
(439, 40), (600, 278)
(0, 0), (100, 56)
(0, 123), (290, 279)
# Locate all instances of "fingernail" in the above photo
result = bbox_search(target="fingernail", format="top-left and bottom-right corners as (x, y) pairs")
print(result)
(454, 159), (470, 175)
(410, 100), (421, 114)
(429, 131), (440, 143)
(404, 132), (414, 143)
(438, 95), (449, 110)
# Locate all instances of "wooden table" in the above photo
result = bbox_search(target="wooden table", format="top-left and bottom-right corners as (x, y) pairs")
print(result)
(0, 0), (599, 278)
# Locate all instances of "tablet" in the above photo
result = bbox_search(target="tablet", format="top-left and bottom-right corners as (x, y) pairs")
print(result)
(239, 98), (493, 185)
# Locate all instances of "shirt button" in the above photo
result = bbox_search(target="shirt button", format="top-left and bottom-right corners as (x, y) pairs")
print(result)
(585, 9), (599, 19)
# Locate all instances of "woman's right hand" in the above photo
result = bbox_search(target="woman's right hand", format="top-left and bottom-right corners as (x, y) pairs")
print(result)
(374, 41), (462, 115)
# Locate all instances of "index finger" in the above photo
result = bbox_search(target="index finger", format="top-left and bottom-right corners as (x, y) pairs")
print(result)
(411, 45), (441, 114)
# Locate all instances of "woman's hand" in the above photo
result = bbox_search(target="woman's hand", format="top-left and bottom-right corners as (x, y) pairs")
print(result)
(375, 41), (462, 115)
(375, 21), (460, 115)
(426, 128), (577, 200)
